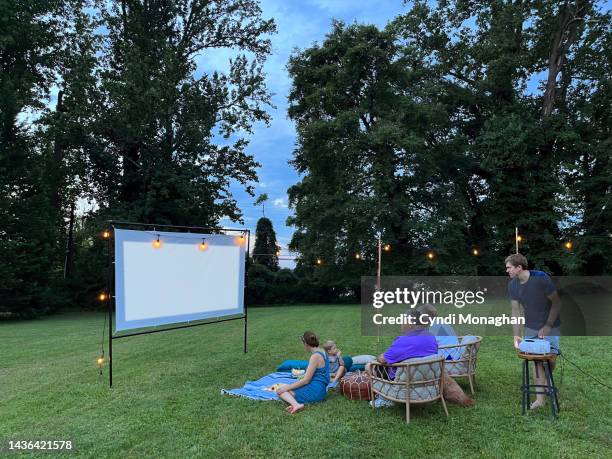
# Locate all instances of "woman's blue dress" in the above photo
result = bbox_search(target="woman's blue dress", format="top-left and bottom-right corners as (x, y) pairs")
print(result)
(293, 351), (330, 404)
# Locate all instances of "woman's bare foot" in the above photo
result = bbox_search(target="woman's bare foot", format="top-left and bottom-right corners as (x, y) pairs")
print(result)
(288, 403), (304, 414)
(530, 399), (546, 410)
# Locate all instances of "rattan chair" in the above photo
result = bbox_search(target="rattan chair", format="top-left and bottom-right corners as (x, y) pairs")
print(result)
(367, 355), (448, 423)
(437, 335), (482, 394)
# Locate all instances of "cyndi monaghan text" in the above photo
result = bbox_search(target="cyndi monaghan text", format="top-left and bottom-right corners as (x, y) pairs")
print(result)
(371, 313), (525, 327)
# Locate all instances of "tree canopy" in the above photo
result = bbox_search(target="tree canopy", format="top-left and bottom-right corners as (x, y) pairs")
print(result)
(1, 0), (276, 317)
(253, 217), (280, 271)
(287, 1), (611, 294)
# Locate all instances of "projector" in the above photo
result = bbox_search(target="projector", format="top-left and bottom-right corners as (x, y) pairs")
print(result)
(519, 338), (551, 355)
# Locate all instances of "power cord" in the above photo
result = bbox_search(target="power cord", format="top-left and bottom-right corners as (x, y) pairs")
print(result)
(99, 310), (107, 375)
(557, 349), (611, 390)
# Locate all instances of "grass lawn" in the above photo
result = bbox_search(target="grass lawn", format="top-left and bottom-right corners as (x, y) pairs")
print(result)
(1, 305), (611, 458)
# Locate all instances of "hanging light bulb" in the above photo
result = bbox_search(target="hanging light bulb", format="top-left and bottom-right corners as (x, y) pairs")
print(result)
(316, 258), (322, 265)
(426, 251), (435, 260)
(153, 235), (161, 248)
(199, 238), (207, 251)
(383, 244), (391, 252)
(98, 292), (108, 302)
(564, 241), (573, 250)
(472, 248), (480, 256)
(97, 356), (105, 366)
(102, 230), (111, 239)
(355, 253), (361, 260)
(516, 235), (524, 243)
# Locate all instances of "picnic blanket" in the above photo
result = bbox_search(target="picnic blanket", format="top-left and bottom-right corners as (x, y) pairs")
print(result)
(221, 371), (339, 401)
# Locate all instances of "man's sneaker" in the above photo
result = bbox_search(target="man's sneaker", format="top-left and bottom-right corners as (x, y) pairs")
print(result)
(370, 395), (395, 408)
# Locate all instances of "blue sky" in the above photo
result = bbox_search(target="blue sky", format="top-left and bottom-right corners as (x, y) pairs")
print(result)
(200, 1), (411, 267)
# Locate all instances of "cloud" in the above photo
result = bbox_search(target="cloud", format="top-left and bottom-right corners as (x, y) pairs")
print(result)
(273, 197), (288, 208)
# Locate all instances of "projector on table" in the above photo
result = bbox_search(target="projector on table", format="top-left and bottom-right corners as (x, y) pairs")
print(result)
(519, 338), (551, 355)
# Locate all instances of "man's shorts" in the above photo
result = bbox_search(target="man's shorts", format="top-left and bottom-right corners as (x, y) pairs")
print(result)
(524, 327), (560, 355)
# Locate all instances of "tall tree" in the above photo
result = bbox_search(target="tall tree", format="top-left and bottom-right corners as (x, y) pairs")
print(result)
(254, 192), (269, 217)
(286, 1), (611, 294)
(95, 0), (276, 226)
(0, 0), (80, 317)
(253, 217), (279, 271)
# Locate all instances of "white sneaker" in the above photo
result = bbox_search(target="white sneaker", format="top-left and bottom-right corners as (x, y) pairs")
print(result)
(370, 395), (395, 408)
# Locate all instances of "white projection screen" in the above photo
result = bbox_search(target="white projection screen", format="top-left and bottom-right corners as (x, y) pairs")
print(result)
(114, 229), (246, 332)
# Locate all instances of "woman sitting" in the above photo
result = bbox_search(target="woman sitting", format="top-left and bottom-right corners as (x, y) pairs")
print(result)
(276, 331), (330, 414)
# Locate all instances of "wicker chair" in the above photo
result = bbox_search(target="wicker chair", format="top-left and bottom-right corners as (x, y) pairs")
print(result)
(366, 355), (448, 423)
(437, 336), (482, 394)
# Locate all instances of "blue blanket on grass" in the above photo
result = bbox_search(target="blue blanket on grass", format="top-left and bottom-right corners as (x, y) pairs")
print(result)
(221, 372), (338, 401)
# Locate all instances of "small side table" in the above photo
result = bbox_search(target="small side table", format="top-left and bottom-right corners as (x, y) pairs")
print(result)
(517, 352), (560, 418)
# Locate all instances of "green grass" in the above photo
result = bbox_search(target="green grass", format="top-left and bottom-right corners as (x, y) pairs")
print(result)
(1, 305), (611, 458)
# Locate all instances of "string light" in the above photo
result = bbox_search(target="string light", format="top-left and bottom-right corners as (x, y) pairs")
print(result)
(383, 244), (391, 252)
(426, 251), (435, 260)
(98, 292), (108, 302)
(199, 238), (207, 251)
(355, 253), (362, 260)
(564, 241), (573, 250)
(516, 235), (524, 243)
(97, 356), (105, 366)
(316, 258), (322, 265)
(472, 248), (480, 256)
(153, 235), (161, 248)
(102, 230), (111, 239)
(276, 251), (281, 256)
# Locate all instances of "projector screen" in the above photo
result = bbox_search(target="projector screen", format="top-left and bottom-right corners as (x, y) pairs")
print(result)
(114, 228), (245, 332)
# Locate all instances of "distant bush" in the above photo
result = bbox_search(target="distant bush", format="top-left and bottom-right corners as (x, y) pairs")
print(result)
(246, 263), (354, 306)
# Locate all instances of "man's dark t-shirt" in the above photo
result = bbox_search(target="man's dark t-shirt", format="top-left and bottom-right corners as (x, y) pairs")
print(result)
(508, 270), (560, 329)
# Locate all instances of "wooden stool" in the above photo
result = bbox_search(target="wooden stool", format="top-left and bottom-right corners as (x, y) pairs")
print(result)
(517, 352), (560, 418)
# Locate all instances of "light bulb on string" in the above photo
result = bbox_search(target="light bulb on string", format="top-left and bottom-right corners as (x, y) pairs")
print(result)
(316, 257), (323, 266)
(355, 253), (362, 260)
(472, 248), (480, 257)
(199, 238), (207, 251)
(516, 235), (524, 243)
(153, 235), (161, 248)
(383, 244), (391, 252)
(98, 292), (108, 302)
(102, 230), (111, 239)
(426, 251), (435, 261)
(564, 241), (573, 250)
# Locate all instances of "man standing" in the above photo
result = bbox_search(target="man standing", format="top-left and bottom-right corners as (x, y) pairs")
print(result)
(505, 253), (561, 409)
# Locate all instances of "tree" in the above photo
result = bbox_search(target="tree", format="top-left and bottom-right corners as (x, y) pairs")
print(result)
(253, 217), (280, 271)
(254, 193), (269, 217)
(69, 0), (277, 307)
(95, 0), (276, 226)
(0, 0), (81, 317)
(1, 0), (278, 317)
(286, 1), (611, 294)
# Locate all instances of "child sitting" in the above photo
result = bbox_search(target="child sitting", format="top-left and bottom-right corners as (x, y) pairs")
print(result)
(323, 340), (346, 383)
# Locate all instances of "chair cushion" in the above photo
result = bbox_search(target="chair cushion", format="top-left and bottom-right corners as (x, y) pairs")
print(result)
(351, 355), (376, 364)
(436, 335), (462, 360)
(460, 335), (478, 358)
(372, 355), (443, 402)
(372, 380), (440, 401)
